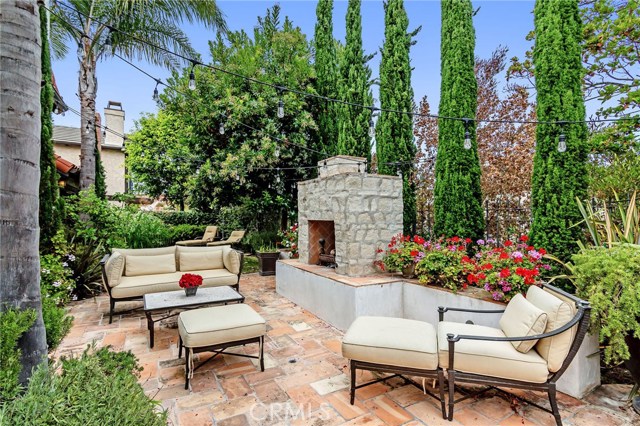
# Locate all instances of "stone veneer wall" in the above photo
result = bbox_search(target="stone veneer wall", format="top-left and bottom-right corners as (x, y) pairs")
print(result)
(297, 156), (403, 276)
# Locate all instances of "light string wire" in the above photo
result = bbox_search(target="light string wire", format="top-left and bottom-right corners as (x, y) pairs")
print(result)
(52, 0), (639, 127)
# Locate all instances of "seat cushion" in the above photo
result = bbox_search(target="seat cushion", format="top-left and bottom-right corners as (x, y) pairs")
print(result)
(125, 254), (176, 277)
(342, 316), (438, 371)
(526, 286), (577, 372)
(178, 304), (266, 348)
(499, 294), (548, 353)
(112, 269), (238, 298)
(180, 250), (224, 271)
(438, 322), (549, 383)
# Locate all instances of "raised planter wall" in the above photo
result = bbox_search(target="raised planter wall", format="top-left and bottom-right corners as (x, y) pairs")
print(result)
(276, 260), (601, 399)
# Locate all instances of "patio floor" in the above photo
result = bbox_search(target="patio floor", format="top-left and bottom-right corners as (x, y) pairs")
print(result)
(56, 274), (638, 426)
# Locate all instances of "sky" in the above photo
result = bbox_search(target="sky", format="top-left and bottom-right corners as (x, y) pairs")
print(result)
(51, 0), (538, 133)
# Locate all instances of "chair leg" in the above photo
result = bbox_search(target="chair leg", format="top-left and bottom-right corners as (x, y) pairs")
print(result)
(447, 369), (456, 421)
(184, 348), (190, 390)
(178, 336), (182, 359)
(109, 299), (115, 324)
(259, 336), (265, 372)
(349, 360), (356, 405)
(438, 369), (447, 420)
(548, 384), (563, 426)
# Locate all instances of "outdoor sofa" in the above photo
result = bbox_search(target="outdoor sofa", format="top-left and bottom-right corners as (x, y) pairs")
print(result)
(100, 245), (244, 323)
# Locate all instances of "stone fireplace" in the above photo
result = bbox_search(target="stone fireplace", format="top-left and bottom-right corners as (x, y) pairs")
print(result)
(297, 156), (403, 276)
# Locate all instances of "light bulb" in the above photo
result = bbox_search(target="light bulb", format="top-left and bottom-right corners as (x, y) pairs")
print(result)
(368, 118), (375, 138)
(276, 175), (281, 183)
(464, 131), (472, 150)
(84, 124), (90, 134)
(274, 146), (280, 158)
(104, 30), (112, 49)
(557, 134), (566, 153)
(397, 169), (402, 178)
(219, 122), (225, 135)
(152, 86), (159, 102)
(188, 70), (196, 90)
(277, 99), (284, 118)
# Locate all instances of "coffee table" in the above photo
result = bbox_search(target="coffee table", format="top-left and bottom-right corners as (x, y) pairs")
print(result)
(143, 286), (244, 348)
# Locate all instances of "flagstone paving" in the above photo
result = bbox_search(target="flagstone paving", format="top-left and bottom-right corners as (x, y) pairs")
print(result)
(56, 274), (638, 426)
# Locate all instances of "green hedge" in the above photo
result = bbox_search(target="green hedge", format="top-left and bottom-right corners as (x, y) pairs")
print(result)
(0, 309), (36, 402)
(1, 346), (167, 425)
(153, 211), (218, 226)
(166, 224), (207, 245)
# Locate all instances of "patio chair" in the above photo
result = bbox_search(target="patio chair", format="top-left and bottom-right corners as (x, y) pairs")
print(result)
(176, 226), (218, 246)
(437, 283), (590, 426)
(206, 230), (245, 247)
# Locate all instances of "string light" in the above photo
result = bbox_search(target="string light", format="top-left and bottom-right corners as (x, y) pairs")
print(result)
(152, 79), (160, 102)
(557, 133), (567, 153)
(463, 118), (472, 150)
(276, 168), (281, 183)
(219, 122), (225, 135)
(274, 146), (280, 158)
(188, 62), (196, 90)
(104, 28), (112, 49)
(84, 123), (90, 134)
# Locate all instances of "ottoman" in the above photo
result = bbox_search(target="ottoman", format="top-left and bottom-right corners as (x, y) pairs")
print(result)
(178, 304), (266, 389)
(342, 316), (445, 417)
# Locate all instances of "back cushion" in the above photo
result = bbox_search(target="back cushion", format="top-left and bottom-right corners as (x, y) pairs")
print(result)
(500, 293), (548, 353)
(125, 254), (176, 277)
(113, 246), (175, 275)
(180, 251), (224, 272)
(527, 285), (577, 372)
(176, 245), (224, 270)
(203, 226), (218, 242)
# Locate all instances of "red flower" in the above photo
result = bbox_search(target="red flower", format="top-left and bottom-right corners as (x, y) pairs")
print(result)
(179, 273), (203, 289)
(465, 238), (472, 244)
(499, 252), (509, 260)
(477, 272), (487, 280)
(376, 248), (383, 253)
(538, 248), (547, 255)
(461, 256), (472, 263)
(451, 236), (461, 243)
(504, 240), (513, 247)
(467, 273), (478, 284)
(520, 235), (529, 242)
(527, 245), (535, 251)
(457, 245), (465, 251)
(410, 250), (419, 257)
(500, 268), (511, 278)
(413, 235), (426, 245)
(481, 263), (493, 270)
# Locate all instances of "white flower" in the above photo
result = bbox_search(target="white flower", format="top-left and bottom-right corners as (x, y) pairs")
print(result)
(42, 269), (50, 274)
(52, 281), (62, 287)
(72, 295), (78, 301)
(62, 262), (68, 267)
(67, 254), (76, 262)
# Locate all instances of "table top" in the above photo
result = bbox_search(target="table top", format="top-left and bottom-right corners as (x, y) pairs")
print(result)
(143, 286), (243, 311)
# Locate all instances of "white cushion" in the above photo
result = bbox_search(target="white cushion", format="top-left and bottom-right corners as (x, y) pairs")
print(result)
(111, 269), (238, 298)
(178, 304), (266, 348)
(104, 252), (124, 287)
(124, 254), (176, 277)
(499, 294), (548, 353)
(180, 250), (224, 272)
(176, 245), (225, 271)
(112, 246), (176, 275)
(342, 316), (438, 370)
(223, 246), (241, 275)
(527, 286), (577, 372)
(438, 321), (549, 383)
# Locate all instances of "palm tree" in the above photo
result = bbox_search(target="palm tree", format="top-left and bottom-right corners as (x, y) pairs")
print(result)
(0, 0), (48, 384)
(51, 0), (227, 190)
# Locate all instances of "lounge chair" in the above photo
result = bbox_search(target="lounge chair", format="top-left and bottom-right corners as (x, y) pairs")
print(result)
(176, 226), (218, 246)
(438, 283), (590, 426)
(207, 230), (245, 247)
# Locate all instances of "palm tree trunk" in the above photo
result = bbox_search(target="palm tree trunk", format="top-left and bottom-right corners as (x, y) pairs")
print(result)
(0, 0), (48, 384)
(78, 39), (97, 190)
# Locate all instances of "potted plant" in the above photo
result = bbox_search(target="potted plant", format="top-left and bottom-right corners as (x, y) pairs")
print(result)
(256, 245), (280, 276)
(179, 273), (203, 297)
(278, 224), (299, 259)
(376, 234), (429, 278)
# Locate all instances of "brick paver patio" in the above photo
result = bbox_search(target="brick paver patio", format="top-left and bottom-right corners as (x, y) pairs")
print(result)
(56, 274), (638, 426)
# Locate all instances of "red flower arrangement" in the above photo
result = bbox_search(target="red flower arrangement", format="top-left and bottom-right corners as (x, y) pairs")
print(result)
(179, 273), (203, 289)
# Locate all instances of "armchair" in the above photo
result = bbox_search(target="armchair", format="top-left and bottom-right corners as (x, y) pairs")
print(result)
(438, 283), (590, 426)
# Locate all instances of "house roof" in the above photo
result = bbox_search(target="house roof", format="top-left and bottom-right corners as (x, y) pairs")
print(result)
(52, 125), (124, 151)
(55, 154), (79, 176)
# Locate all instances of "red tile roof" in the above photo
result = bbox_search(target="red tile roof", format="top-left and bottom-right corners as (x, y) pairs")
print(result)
(55, 154), (79, 175)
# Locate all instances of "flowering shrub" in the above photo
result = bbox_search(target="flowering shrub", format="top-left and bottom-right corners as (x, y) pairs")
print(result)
(40, 253), (75, 306)
(179, 273), (203, 289)
(376, 234), (427, 272)
(415, 236), (473, 291)
(463, 235), (550, 301)
(278, 223), (299, 258)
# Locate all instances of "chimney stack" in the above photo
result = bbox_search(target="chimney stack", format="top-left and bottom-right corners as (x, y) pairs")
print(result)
(103, 100), (125, 148)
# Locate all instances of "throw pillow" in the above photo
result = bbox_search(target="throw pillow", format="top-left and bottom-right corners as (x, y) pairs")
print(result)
(499, 293), (548, 353)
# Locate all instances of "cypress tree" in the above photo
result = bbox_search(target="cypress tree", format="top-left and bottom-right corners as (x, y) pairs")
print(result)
(336, 0), (373, 163)
(314, 0), (340, 155)
(39, 5), (63, 250)
(377, 0), (419, 234)
(94, 141), (107, 199)
(530, 0), (588, 261)
(433, 0), (484, 240)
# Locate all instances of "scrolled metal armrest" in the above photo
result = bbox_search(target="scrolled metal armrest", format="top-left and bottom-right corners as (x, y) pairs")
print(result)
(438, 306), (505, 322)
